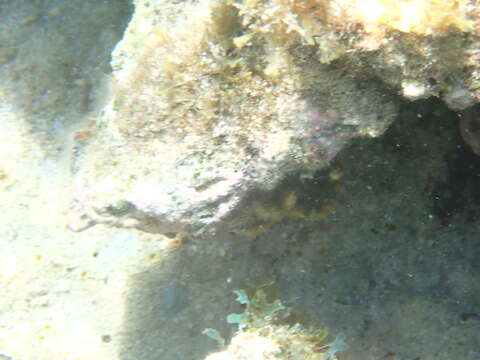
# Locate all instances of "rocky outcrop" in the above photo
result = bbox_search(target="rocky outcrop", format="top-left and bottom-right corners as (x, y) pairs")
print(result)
(68, 0), (480, 237)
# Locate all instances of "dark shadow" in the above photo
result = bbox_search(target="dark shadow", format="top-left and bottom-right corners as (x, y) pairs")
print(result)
(119, 233), (275, 360)
(120, 99), (480, 360)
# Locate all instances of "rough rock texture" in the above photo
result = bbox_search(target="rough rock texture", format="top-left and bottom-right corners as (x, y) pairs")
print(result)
(226, 0), (480, 110)
(68, 0), (398, 237)
(68, 0), (480, 238)
(459, 104), (480, 154)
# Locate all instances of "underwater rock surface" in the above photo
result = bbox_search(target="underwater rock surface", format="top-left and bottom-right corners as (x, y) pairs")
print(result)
(68, 0), (397, 237)
(68, 0), (480, 237)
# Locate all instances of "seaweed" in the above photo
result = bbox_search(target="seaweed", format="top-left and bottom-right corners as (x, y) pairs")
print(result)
(203, 287), (348, 360)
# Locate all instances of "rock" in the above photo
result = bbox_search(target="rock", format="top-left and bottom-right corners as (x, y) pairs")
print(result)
(69, 0), (480, 237)
(459, 105), (480, 155)
(70, 0), (398, 237)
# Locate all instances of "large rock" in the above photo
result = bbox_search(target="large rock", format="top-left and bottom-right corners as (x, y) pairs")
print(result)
(68, 0), (480, 237)
(68, 0), (398, 237)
